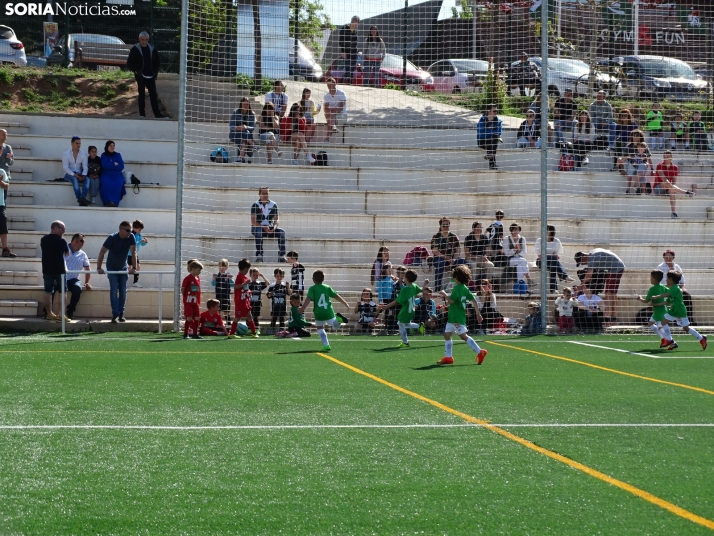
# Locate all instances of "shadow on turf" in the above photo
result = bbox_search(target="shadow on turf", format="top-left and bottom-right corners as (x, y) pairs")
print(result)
(412, 363), (474, 370)
(372, 343), (444, 353)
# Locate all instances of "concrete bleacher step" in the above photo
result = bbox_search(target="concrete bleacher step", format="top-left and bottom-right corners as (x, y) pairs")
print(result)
(6, 216), (34, 231)
(11, 157), (177, 185)
(5, 242), (37, 257)
(11, 182), (176, 210)
(0, 269), (39, 285)
(0, 299), (38, 316)
(6, 190), (32, 205)
(0, 121), (29, 134)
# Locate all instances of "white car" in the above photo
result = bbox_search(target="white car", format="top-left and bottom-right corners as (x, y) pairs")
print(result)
(528, 57), (614, 97)
(0, 25), (27, 66)
(427, 59), (489, 94)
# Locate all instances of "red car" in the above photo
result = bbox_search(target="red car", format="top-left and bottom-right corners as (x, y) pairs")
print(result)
(325, 53), (434, 91)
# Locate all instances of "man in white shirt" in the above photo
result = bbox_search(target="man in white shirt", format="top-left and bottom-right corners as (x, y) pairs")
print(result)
(265, 80), (288, 118)
(61, 136), (89, 206)
(324, 77), (347, 139)
(55, 233), (92, 319)
(657, 248), (694, 323)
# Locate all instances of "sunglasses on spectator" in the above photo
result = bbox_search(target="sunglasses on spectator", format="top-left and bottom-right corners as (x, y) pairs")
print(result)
(120, 227), (131, 232)
(441, 223), (450, 227)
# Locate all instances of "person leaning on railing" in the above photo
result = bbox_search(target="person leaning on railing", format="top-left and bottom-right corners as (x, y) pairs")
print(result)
(96, 221), (137, 323)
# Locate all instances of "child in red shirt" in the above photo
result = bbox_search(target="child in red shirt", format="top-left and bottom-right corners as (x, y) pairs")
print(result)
(182, 260), (203, 339)
(199, 298), (228, 336)
(228, 258), (259, 337)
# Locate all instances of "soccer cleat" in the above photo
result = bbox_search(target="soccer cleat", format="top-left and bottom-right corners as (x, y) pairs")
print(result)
(397, 342), (410, 349)
(183, 333), (190, 339)
(418, 322), (425, 335)
(437, 357), (454, 365)
(226, 334), (241, 339)
(192, 334), (203, 340)
(251, 332), (260, 338)
(321, 345), (332, 352)
(667, 341), (679, 351)
(660, 338), (671, 348)
(701, 336), (708, 351)
(476, 349), (488, 365)
(335, 312), (348, 324)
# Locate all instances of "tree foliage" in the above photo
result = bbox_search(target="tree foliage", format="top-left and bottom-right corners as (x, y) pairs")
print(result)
(451, 0), (474, 19)
(290, 0), (332, 56)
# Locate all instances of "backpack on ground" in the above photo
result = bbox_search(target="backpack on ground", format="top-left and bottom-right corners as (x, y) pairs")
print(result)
(558, 152), (575, 171)
(314, 151), (328, 166)
(403, 246), (430, 266)
(210, 146), (229, 163)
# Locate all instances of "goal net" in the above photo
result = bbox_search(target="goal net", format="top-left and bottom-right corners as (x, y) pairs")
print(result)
(177, 0), (713, 334)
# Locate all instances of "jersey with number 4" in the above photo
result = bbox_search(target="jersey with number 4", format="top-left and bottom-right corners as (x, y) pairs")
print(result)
(307, 283), (337, 321)
(397, 284), (422, 323)
(447, 283), (475, 325)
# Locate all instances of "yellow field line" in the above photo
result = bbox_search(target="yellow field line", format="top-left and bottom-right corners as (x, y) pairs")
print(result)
(486, 341), (714, 396)
(316, 352), (714, 531)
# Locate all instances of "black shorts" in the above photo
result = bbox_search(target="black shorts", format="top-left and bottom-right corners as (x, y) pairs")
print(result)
(0, 205), (7, 235)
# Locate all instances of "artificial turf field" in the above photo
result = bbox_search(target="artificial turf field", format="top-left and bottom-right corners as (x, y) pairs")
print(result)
(0, 333), (712, 534)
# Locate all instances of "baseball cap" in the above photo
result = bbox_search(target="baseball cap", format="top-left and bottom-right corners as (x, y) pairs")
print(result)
(574, 251), (585, 267)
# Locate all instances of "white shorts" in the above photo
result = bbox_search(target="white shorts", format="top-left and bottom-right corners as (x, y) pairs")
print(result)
(445, 323), (468, 336)
(648, 316), (662, 325)
(664, 313), (690, 327)
(315, 317), (338, 328)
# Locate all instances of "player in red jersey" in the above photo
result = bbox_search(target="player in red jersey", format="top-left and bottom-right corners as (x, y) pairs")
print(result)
(182, 260), (203, 339)
(228, 258), (259, 337)
(198, 298), (228, 336)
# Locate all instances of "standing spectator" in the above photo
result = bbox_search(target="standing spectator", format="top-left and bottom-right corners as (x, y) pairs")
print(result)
(58, 233), (92, 319)
(99, 141), (126, 208)
(534, 224), (574, 292)
(250, 187), (286, 263)
(476, 104), (502, 170)
(96, 221), (137, 323)
(0, 167), (13, 258)
(40, 221), (69, 321)
(62, 136), (89, 206)
(573, 110), (595, 169)
(0, 129), (13, 180)
(553, 89), (577, 145)
(588, 90), (616, 148)
(229, 97), (257, 164)
(299, 88), (321, 142)
(503, 222), (535, 291)
(86, 145), (102, 205)
(125, 31), (164, 118)
(363, 26), (385, 87)
(657, 249), (694, 323)
(430, 217), (466, 292)
(510, 52), (540, 96)
(516, 110), (541, 149)
(574, 248), (625, 322)
(265, 80), (288, 119)
(287, 103), (315, 165)
(258, 103), (282, 165)
(463, 221), (496, 282)
(324, 77), (347, 138)
(338, 15), (361, 84)
(612, 109), (637, 173)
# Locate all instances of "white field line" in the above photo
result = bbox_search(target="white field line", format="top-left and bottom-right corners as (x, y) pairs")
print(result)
(1, 423), (713, 431)
(569, 341), (713, 359)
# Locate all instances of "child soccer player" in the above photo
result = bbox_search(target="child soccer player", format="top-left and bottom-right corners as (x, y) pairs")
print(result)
(182, 260), (203, 339)
(128, 219), (148, 287)
(299, 270), (350, 352)
(198, 298), (229, 336)
(383, 269), (425, 348)
(287, 292), (313, 338)
(689, 111), (709, 152)
(248, 267), (269, 328)
(286, 250), (305, 299)
(267, 268), (290, 333)
(228, 258), (259, 338)
(211, 258), (234, 322)
(670, 112), (689, 150)
(414, 286), (438, 331)
(637, 269), (669, 347)
(437, 265), (487, 365)
(355, 287), (378, 333)
(646, 101), (664, 150)
(555, 287), (576, 333)
(652, 270), (707, 351)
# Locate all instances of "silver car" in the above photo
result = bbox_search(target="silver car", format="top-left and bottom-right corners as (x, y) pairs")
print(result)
(0, 25), (27, 66)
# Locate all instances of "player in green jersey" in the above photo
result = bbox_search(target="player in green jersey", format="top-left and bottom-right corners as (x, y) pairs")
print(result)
(652, 270), (707, 351)
(645, 102), (664, 150)
(437, 265), (488, 365)
(637, 269), (670, 347)
(382, 269), (426, 348)
(299, 270), (350, 352)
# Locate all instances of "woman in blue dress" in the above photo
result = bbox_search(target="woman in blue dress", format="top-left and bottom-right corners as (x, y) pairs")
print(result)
(99, 140), (126, 207)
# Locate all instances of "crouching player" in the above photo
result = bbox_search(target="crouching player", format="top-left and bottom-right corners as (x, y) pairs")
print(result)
(299, 270), (350, 352)
(228, 258), (259, 338)
(286, 292), (313, 338)
(652, 270), (707, 351)
(636, 269), (668, 347)
(198, 298), (229, 336)
(438, 265), (488, 365)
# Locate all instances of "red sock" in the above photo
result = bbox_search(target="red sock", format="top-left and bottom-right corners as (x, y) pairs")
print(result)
(248, 320), (256, 334)
(184, 320), (191, 336)
(229, 321), (237, 335)
(191, 319), (199, 334)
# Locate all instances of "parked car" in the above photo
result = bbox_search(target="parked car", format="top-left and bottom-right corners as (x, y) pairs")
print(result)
(326, 53), (434, 91)
(46, 34), (128, 70)
(427, 59), (489, 94)
(0, 25), (27, 66)
(528, 57), (615, 97)
(288, 38), (323, 82)
(605, 55), (708, 101)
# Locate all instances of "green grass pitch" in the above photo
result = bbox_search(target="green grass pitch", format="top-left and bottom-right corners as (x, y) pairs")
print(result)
(0, 332), (712, 534)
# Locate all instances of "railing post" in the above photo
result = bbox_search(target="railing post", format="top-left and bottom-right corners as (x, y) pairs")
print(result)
(158, 273), (163, 334)
(61, 273), (66, 334)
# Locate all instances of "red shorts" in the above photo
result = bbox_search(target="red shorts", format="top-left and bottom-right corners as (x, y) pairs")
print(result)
(234, 299), (252, 318)
(605, 273), (623, 293)
(183, 303), (200, 318)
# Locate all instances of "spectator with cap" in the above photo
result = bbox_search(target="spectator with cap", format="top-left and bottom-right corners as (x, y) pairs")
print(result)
(553, 89), (577, 146)
(574, 248), (625, 322)
(265, 80), (288, 119)
(657, 249), (694, 323)
(338, 15), (361, 85)
(62, 136), (89, 206)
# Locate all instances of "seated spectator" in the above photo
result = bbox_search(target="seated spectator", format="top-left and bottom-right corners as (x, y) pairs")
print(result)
(250, 186), (286, 263)
(573, 110), (595, 169)
(588, 90), (616, 148)
(258, 102), (282, 165)
(355, 287), (379, 332)
(54, 232), (92, 319)
(510, 52), (540, 97)
(86, 145), (102, 205)
(688, 110), (709, 152)
(612, 109), (637, 173)
(553, 89), (577, 145)
(287, 103), (316, 165)
(529, 93), (553, 145)
(99, 140), (126, 208)
(414, 286), (438, 331)
(299, 87), (321, 142)
(503, 222), (535, 291)
(657, 249), (694, 323)
(520, 301), (542, 334)
(669, 112), (689, 150)
(370, 246), (390, 285)
(265, 80), (288, 118)
(476, 104), (502, 170)
(534, 224), (574, 293)
(229, 97), (257, 164)
(376, 262), (396, 305)
(464, 221), (496, 282)
(430, 217), (467, 291)
(62, 136), (89, 206)
(476, 279), (502, 331)
(652, 151), (694, 218)
(574, 285), (604, 333)
(324, 77), (347, 139)
(516, 110), (541, 149)
(625, 142), (654, 195)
